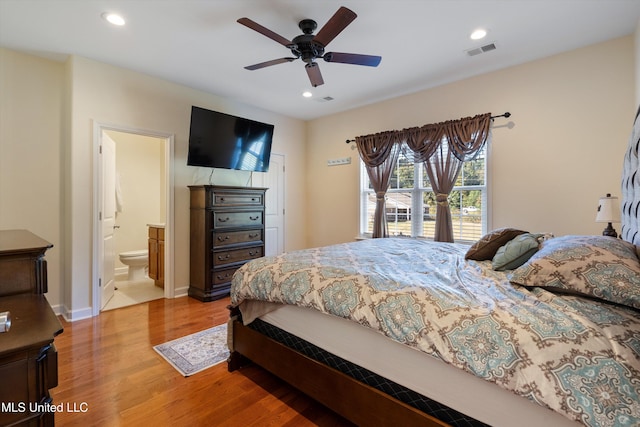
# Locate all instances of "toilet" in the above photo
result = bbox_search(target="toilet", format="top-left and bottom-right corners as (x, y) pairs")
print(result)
(118, 250), (149, 281)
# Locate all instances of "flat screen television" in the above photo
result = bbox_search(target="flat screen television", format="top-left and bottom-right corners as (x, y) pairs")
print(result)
(187, 106), (274, 172)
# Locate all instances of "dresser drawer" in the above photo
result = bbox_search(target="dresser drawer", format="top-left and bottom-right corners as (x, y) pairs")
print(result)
(213, 246), (263, 267)
(211, 266), (241, 285)
(44, 344), (58, 389)
(213, 229), (263, 247)
(213, 211), (263, 229)
(210, 191), (264, 207)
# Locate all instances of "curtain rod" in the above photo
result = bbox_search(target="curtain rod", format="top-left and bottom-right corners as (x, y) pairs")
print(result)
(491, 112), (511, 120)
(345, 112), (511, 143)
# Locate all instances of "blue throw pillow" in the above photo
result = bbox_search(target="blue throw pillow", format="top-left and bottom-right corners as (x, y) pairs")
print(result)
(492, 233), (542, 271)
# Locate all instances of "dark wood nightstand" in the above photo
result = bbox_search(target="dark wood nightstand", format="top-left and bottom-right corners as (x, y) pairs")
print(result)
(0, 230), (53, 297)
(0, 294), (63, 426)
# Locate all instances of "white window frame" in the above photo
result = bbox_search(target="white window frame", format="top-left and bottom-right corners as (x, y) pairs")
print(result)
(359, 143), (490, 243)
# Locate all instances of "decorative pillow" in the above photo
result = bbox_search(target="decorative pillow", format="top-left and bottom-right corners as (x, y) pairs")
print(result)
(465, 228), (528, 260)
(492, 233), (543, 271)
(510, 235), (640, 310)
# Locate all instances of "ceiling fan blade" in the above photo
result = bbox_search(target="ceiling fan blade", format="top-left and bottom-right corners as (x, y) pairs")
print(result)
(323, 52), (382, 67)
(312, 6), (357, 47)
(237, 17), (292, 47)
(244, 57), (297, 70)
(305, 62), (324, 87)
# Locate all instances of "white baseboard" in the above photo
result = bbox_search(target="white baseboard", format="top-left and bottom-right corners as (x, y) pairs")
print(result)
(59, 305), (93, 322)
(51, 283), (191, 322)
(173, 285), (189, 298)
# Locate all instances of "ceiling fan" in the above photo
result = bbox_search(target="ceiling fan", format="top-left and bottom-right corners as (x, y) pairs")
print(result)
(237, 6), (382, 87)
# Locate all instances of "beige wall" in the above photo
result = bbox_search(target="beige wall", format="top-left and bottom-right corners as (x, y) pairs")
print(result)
(0, 48), (65, 308)
(307, 36), (636, 248)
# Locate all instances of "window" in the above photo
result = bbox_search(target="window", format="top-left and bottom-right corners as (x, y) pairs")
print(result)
(360, 143), (488, 242)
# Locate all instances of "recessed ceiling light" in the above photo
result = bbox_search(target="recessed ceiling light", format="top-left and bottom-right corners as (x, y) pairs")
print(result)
(470, 28), (487, 40)
(302, 91), (313, 98)
(102, 12), (125, 26)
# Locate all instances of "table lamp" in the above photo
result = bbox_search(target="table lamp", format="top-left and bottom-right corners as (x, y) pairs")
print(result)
(595, 193), (621, 238)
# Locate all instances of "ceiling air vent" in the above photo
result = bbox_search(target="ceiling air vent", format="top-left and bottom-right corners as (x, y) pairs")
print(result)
(316, 96), (335, 102)
(465, 42), (497, 57)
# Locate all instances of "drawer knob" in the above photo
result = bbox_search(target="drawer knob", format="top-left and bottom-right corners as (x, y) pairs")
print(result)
(216, 273), (231, 280)
(248, 233), (259, 238)
(249, 216), (259, 221)
(218, 217), (230, 222)
(217, 254), (231, 260)
(217, 235), (230, 242)
(249, 250), (259, 256)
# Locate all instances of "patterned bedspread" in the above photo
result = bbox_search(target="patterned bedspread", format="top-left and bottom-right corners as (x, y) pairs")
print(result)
(230, 238), (640, 427)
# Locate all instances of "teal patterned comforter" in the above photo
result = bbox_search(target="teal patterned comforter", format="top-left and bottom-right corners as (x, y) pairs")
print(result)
(230, 238), (640, 426)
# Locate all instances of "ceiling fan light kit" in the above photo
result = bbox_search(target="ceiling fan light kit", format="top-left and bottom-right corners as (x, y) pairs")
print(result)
(237, 6), (382, 87)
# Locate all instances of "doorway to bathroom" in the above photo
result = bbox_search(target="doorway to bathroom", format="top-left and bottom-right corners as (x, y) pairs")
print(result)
(92, 123), (174, 315)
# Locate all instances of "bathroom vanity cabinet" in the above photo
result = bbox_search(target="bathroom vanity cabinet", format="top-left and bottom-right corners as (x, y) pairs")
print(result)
(188, 185), (267, 302)
(148, 225), (164, 288)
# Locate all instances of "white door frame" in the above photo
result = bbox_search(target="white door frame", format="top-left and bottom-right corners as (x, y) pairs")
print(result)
(252, 152), (285, 256)
(91, 121), (175, 316)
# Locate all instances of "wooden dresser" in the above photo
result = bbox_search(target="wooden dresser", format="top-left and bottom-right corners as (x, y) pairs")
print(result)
(0, 230), (62, 427)
(188, 186), (267, 301)
(0, 294), (63, 427)
(0, 230), (53, 297)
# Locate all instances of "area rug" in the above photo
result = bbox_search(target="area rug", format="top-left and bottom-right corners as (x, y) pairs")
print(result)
(153, 323), (229, 376)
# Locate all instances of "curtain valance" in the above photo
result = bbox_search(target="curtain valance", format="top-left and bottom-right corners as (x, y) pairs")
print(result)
(355, 112), (492, 240)
(356, 113), (492, 161)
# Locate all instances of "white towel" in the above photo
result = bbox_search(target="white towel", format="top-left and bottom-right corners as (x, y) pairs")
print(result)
(115, 171), (124, 213)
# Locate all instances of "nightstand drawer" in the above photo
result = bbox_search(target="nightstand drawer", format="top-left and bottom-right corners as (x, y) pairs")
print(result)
(213, 246), (263, 267)
(213, 229), (263, 247)
(213, 211), (263, 229)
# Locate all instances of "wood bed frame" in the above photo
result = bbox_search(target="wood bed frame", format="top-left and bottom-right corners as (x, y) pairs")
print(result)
(227, 306), (450, 427)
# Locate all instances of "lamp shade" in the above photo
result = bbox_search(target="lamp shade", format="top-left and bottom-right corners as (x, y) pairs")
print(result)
(595, 194), (621, 223)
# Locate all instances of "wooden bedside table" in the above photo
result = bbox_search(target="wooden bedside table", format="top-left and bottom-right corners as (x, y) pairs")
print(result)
(0, 293), (63, 427)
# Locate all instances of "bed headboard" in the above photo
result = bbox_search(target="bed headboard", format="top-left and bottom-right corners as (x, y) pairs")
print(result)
(621, 105), (640, 246)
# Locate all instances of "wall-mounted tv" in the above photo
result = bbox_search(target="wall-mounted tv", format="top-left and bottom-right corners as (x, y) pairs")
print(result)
(187, 106), (274, 172)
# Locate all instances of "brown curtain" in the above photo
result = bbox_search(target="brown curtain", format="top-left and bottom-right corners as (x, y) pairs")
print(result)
(425, 114), (492, 242)
(423, 142), (464, 242)
(356, 113), (492, 241)
(446, 113), (492, 161)
(403, 125), (443, 162)
(356, 131), (401, 238)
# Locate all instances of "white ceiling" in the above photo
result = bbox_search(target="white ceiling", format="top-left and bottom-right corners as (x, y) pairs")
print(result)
(1, 0), (639, 120)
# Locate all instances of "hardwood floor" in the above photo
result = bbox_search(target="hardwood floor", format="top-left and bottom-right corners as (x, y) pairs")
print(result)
(53, 296), (353, 427)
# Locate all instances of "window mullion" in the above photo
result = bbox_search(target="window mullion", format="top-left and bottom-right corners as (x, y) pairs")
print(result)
(412, 161), (422, 237)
